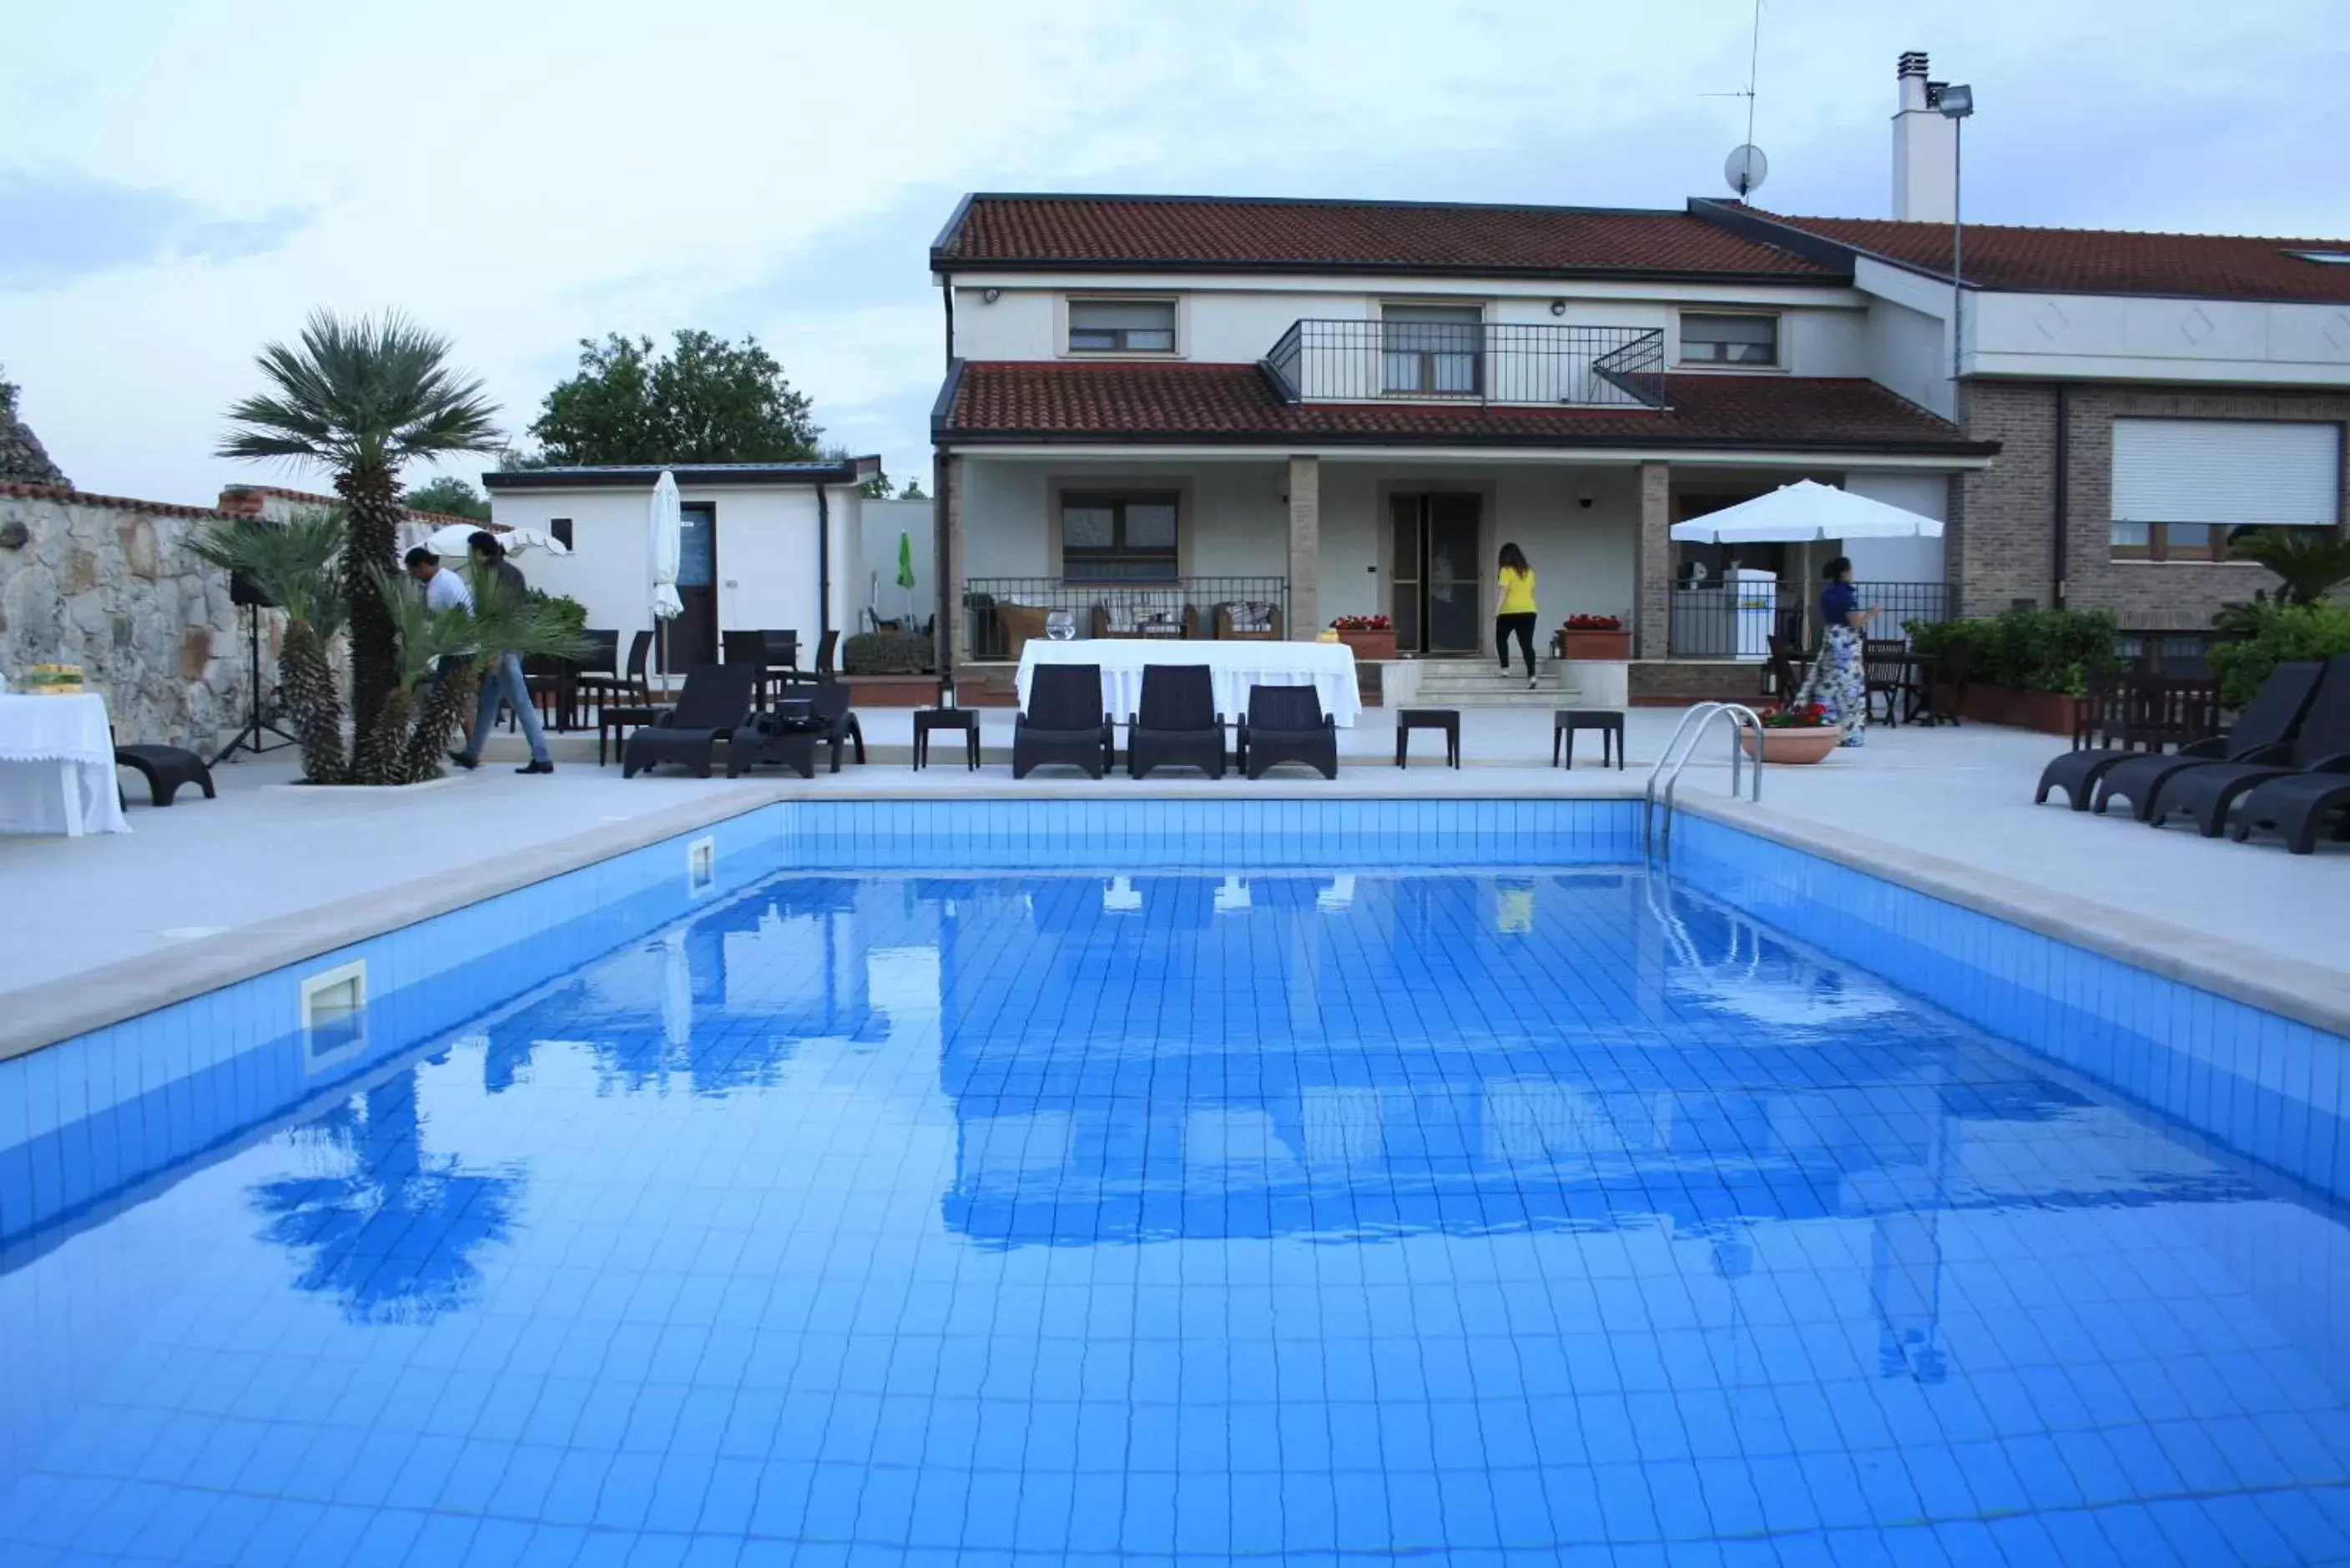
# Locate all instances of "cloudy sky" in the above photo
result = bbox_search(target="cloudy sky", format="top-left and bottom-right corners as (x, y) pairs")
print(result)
(3, 0), (2343, 505)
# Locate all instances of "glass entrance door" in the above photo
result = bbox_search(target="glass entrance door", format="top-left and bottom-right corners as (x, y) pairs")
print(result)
(1388, 492), (1484, 654)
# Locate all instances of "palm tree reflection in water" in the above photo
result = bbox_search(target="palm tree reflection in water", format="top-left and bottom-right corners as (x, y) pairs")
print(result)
(250, 1064), (520, 1324)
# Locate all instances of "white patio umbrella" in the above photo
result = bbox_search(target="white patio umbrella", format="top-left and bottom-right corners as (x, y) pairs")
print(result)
(1668, 480), (1944, 545)
(648, 470), (684, 681)
(419, 522), (572, 557)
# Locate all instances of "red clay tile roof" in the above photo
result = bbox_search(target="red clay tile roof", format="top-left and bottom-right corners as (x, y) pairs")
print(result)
(1752, 211), (2350, 304)
(939, 361), (1992, 456)
(936, 195), (1843, 282)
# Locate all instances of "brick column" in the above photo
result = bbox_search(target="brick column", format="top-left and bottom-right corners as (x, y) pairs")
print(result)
(1635, 461), (1672, 660)
(1287, 455), (1319, 640)
(941, 452), (966, 669)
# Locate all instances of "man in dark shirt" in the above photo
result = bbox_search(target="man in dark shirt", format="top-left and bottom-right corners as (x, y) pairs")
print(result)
(450, 531), (555, 774)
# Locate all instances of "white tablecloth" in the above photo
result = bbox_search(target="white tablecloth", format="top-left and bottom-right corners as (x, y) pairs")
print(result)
(1016, 639), (1364, 727)
(0, 693), (129, 836)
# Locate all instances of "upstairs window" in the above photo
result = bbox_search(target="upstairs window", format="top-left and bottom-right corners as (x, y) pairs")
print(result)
(1681, 313), (1778, 366)
(2111, 417), (2342, 562)
(1067, 299), (1177, 354)
(1061, 492), (1178, 582)
(1381, 305), (1483, 396)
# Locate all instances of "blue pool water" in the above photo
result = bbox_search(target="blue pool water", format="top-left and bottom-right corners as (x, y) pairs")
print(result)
(5, 819), (2350, 1565)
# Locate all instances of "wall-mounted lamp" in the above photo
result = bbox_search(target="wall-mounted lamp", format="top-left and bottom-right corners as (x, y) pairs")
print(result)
(1548, 299), (1568, 317)
(981, 287), (1001, 305)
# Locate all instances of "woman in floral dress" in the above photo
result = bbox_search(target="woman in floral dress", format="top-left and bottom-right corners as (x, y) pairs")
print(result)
(1798, 557), (1878, 746)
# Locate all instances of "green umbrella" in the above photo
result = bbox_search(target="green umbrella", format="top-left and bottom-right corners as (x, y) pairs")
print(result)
(895, 532), (917, 591)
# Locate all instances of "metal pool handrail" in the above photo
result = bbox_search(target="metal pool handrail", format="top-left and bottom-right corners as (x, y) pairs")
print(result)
(1642, 702), (1764, 860)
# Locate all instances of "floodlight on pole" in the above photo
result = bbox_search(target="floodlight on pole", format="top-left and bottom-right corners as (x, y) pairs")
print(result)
(1938, 83), (1975, 384)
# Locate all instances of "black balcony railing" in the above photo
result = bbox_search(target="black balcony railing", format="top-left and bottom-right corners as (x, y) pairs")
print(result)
(963, 576), (1290, 661)
(1667, 579), (1949, 660)
(1262, 320), (1667, 408)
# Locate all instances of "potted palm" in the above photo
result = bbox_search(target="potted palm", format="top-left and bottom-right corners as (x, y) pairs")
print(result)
(1560, 613), (1631, 661)
(1742, 702), (1844, 763)
(1329, 613), (1396, 662)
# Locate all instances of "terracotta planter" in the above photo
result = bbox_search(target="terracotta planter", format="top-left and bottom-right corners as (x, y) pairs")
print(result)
(1561, 629), (1631, 661)
(1334, 629), (1396, 662)
(1954, 683), (2076, 735)
(1742, 725), (1844, 764)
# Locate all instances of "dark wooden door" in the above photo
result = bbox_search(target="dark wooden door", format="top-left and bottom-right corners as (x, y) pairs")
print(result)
(1388, 492), (1483, 653)
(668, 503), (719, 671)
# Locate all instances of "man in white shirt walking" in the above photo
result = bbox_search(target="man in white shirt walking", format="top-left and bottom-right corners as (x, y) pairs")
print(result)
(404, 546), (474, 614)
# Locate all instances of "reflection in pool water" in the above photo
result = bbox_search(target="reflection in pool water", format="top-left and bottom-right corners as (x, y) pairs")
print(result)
(0, 869), (2342, 1565)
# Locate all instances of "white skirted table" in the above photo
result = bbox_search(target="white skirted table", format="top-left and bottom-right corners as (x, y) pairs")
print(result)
(1016, 639), (1364, 726)
(0, 693), (129, 836)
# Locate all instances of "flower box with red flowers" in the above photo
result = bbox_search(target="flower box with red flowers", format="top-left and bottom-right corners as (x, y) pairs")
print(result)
(1746, 702), (1843, 762)
(1558, 613), (1630, 661)
(1329, 614), (1394, 661)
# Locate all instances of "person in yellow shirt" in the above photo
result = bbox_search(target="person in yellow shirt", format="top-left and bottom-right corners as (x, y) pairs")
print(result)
(1495, 542), (1539, 688)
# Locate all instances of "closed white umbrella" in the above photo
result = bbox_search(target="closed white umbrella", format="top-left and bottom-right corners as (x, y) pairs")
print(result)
(1668, 480), (1944, 545)
(648, 470), (683, 681)
(420, 522), (571, 557)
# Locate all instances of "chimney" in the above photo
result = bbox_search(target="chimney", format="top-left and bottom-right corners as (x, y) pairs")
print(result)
(217, 485), (267, 519)
(1891, 51), (1958, 222)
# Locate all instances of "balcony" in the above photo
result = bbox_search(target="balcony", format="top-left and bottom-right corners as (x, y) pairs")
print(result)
(1262, 319), (1667, 409)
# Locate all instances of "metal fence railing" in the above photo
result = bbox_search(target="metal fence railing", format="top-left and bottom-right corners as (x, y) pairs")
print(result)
(963, 576), (1290, 662)
(1262, 320), (1667, 408)
(1667, 580), (1948, 659)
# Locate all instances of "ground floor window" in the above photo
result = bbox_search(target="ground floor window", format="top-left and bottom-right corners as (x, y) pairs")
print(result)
(2110, 416), (2342, 561)
(1060, 492), (1178, 582)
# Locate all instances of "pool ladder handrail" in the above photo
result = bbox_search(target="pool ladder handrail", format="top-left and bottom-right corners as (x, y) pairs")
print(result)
(1641, 701), (1764, 860)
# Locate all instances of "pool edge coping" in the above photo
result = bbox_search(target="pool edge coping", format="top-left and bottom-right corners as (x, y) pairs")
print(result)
(1678, 794), (2350, 1041)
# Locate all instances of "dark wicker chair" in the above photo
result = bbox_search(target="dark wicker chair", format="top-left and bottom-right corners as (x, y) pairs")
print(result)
(1862, 638), (1910, 726)
(1012, 664), (1114, 779)
(2062, 660), (2322, 816)
(2233, 763), (2350, 854)
(621, 663), (759, 778)
(729, 683), (865, 779)
(1128, 664), (1226, 779)
(1237, 684), (1336, 780)
(2147, 653), (2350, 836)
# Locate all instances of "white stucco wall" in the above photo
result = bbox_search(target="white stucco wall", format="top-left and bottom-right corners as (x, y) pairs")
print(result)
(861, 497), (935, 625)
(1966, 290), (2350, 386)
(1838, 470), (1947, 582)
(488, 481), (860, 644)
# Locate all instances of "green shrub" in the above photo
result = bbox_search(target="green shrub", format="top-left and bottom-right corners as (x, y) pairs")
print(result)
(2206, 602), (2350, 708)
(528, 589), (589, 637)
(842, 630), (934, 675)
(1900, 607), (2118, 695)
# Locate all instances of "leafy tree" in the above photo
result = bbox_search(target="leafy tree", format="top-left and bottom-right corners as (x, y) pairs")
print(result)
(529, 330), (821, 465)
(399, 475), (492, 520)
(860, 471), (893, 499)
(900, 478), (927, 501)
(0, 365), (16, 418)
(219, 312), (502, 751)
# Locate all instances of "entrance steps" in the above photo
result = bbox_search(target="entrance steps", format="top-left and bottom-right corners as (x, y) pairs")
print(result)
(1396, 660), (1579, 708)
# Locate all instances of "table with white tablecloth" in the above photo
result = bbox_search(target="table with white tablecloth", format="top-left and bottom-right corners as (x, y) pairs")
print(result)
(0, 693), (129, 836)
(1015, 639), (1364, 726)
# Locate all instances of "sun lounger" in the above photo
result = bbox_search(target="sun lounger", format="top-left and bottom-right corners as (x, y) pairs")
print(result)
(2231, 766), (2350, 854)
(2146, 653), (2350, 836)
(1127, 665), (1226, 779)
(1011, 664), (1115, 779)
(113, 741), (215, 807)
(2043, 660), (2319, 814)
(1237, 683), (1336, 780)
(621, 663), (758, 778)
(729, 683), (865, 779)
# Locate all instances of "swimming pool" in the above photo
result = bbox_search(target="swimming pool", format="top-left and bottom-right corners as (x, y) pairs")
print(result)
(3, 802), (2347, 1565)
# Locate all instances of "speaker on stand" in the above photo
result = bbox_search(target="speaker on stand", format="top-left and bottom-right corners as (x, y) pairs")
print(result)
(209, 570), (300, 767)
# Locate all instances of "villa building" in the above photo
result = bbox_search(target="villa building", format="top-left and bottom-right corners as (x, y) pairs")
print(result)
(927, 53), (2350, 701)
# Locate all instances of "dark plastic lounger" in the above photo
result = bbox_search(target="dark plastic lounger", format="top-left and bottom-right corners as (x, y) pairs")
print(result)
(1012, 664), (1115, 779)
(2146, 653), (2350, 837)
(622, 663), (758, 778)
(1128, 665), (1226, 779)
(2231, 766), (2350, 854)
(729, 683), (865, 779)
(2083, 660), (2322, 820)
(1237, 683), (1336, 780)
(114, 741), (215, 806)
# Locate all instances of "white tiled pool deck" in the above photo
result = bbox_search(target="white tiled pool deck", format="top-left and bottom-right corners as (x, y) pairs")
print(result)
(4, 704), (2345, 1054)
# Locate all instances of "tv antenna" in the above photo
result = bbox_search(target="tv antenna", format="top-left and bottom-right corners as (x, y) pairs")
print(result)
(1705, 0), (1769, 202)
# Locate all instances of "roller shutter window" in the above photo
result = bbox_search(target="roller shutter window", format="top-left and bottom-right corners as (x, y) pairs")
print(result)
(2110, 417), (2342, 561)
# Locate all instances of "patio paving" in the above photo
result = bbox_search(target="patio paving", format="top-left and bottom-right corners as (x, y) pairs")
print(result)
(3, 705), (2343, 1055)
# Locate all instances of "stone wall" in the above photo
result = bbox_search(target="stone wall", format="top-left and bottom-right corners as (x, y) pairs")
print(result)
(0, 484), (265, 754)
(1954, 381), (2347, 628)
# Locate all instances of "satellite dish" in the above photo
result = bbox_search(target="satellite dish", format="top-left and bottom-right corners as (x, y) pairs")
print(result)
(1724, 144), (1769, 201)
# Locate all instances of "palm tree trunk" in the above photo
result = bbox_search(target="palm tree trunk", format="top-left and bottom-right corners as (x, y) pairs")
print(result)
(403, 661), (478, 782)
(350, 688), (411, 785)
(280, 620), (348, 783)
(338, 465), (402, 759)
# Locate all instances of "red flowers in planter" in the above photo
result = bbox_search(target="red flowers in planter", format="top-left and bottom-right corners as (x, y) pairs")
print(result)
(1761, 703), (1834, 729)
(1562, 613), (1621, 631)
(1329, 614), (1392, 631)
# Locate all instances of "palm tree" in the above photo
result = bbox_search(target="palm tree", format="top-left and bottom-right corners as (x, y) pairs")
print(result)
(368, 567), (592, 784)
(219, 313), (501, 755)
(192, 510), (350, 782)
(2229, 527), (2350, 606)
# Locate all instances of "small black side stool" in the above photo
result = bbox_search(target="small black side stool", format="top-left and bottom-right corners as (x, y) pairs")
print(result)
(913, 707), (981, 771)
(1395, 708), (1461, 769)
(1553, 709), (1625, 770)
(115, 744), (215, 806)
